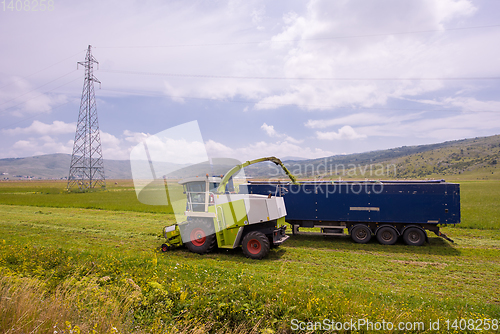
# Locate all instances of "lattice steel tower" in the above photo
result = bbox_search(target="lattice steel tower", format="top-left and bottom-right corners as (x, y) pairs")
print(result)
(67, 45), (106, 191)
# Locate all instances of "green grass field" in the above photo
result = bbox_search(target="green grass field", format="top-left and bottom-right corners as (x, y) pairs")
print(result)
(0, 180), (172, 214)
(457, 181), (500, 229)
(1, 180), (499, 333)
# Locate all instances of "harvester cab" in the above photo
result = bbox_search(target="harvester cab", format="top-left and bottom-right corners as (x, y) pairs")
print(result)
(161, 156), (298, 259)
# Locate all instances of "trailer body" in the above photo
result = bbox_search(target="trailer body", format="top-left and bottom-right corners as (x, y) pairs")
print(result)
(240, 180), (460, 245)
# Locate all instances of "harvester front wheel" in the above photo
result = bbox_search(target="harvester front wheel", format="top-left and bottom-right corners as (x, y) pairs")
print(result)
(242, 231), (270, 260)
(185, 219), (217, 254)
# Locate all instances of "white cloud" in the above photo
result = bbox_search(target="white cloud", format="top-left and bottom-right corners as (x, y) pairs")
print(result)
(3, 120), (75, 136)
(108, 129), (210, 162)
(250, 0), (486, 111)
(100, 132), (125, 160)
(1, 0), (499, 159)
(261, 123), (279, 137)
(123, 130), (150, 144)
(205, 138), (333, 160)
(1, 123), (154, 160)
(430, 0), (476, 24)
(240, 140), (333, 160)
(404, 97), (500, 112)
(0, 77), (71, 117)
(316, 125), (367, 140)
(205, 139), (235, 158)
(12, 137), (73, 157)
(357, 111), (500, 140)
(163, 81), (185, 103)
(260, 122), (303, 143)
(2, 0), (486, 114)
(6, 131), (127, 160)
(305, 112), (424, 129)
(251, 5), (266, 30)
(441, 97), (500, 112)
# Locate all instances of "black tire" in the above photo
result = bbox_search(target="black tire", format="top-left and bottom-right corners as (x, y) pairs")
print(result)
(242, 231), (270, 260)
(184, 219), (217, 254)
(376, 226), (398, 245)
(161, 244), (169, 252)
(350, 225), (372, 244)
(403, 227), (426, 246)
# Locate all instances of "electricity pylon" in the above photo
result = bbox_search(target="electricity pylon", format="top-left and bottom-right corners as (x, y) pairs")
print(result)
(67, 45), (106, 191)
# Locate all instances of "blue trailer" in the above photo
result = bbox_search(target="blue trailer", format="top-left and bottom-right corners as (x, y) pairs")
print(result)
(240, 180), (460, 246)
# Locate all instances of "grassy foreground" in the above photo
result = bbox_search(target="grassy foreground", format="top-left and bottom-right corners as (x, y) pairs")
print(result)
(0, 180), (499, 333)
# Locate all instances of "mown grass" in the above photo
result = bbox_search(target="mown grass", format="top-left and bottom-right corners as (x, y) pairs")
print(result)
(1, 201), (500, 333)
(1, 180), (500, 333)
(0, 180), (173, 214)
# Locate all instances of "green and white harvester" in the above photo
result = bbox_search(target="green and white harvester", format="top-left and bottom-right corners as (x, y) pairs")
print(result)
(161, 157), (298, 259)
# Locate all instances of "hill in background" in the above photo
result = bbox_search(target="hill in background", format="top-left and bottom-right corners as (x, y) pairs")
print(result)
(0, 154), (132, 180)
(1, 134), (499, 181)
(245, 134), (500, 180)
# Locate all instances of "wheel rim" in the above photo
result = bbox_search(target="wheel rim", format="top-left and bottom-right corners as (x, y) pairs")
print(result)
(247, 239), (261, 255)
(355, 228), (368, 240)
(162, 245), (168, 252)
(190, 228), (206, 246)
(381, 230), (394, 241)
(408, 231), (420, 243)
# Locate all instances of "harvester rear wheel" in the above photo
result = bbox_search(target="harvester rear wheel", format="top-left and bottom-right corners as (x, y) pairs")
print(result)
(242, 231), (270, 260)
(185, 219), (217, 254)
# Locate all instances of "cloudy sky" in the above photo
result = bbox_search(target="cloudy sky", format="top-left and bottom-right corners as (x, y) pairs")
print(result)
(1, 0), (500, 161)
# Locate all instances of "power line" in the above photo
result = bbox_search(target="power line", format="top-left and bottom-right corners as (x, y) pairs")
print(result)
(99, 68), (500, 81)
(0, 75), (83, 116)
(0, 69), (79, 108)
(3, 84), (497, 133)
(0, 50), (85, 91)
(99, 87), (500, 113)
(0, 100), (74, 131)
(95, 24), (500, 49)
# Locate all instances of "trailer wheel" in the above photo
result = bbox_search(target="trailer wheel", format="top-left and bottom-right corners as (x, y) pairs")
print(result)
(351, 225), (372, 244)
(403, 227), (425, 246)
(185, 219), (217, 254)
(242, 231), (270, 260)
(376, 226), (398, 245)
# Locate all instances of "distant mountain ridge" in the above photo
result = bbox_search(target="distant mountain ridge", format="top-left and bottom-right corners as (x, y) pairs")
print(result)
(281, 156), (308, 161)
(1, 134), (499, 180)
(244, 134), (500, 179)
(0, 154), (132, 180)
